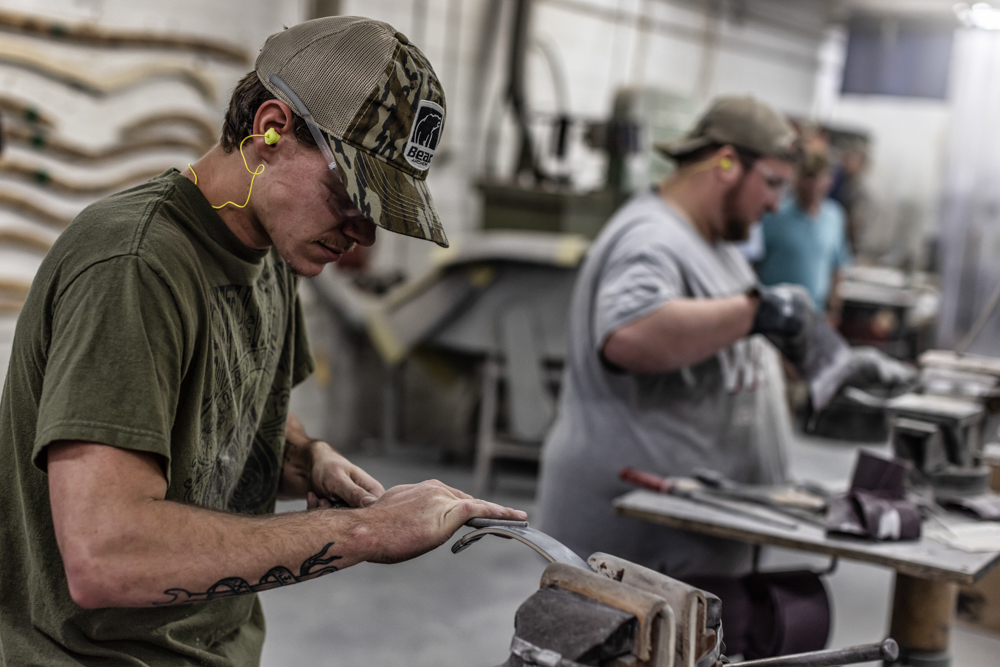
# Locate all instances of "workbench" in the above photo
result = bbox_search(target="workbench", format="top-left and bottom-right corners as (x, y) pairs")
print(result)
(614, 489), (1000, 666)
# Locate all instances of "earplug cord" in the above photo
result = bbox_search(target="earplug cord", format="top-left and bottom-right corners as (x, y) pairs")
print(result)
(188, 128), (279, 209)
(676, 155), (733, 181)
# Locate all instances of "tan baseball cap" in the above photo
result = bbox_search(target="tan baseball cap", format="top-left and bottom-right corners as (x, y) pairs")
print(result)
(256, 16), (449, 247)
(657, 95), (797, 162)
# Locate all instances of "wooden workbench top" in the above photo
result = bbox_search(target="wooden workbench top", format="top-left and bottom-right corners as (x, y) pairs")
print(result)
(614, 489), (1000, 585)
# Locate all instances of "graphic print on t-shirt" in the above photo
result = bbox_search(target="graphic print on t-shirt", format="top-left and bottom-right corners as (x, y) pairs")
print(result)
(719, 338), (768, 394)
(228, 384), (290, 514)
(183, 265), (290, 513)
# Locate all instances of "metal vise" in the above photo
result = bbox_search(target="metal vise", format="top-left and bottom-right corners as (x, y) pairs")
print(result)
(503, 556), (721, 667)
(454, 520), (897, 667)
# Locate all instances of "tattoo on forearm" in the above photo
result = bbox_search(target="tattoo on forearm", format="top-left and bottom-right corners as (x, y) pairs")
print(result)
(155, 542), (342, 605)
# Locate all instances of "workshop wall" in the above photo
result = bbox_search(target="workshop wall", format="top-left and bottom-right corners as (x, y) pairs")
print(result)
(813, 22), (952, 270)
(0, 0), (308, 261)
(0, 0), (835, 285)
(0, 0), (308, 385)
(937, 25), (1000, 354)
(341, 0), (835, 280)
(0, 0), (837, 393)
(824, 98), (950, 265)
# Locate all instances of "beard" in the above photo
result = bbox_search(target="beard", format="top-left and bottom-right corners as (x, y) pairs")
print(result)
(723, 216), (751, 242)
(721, 183), (753, 241)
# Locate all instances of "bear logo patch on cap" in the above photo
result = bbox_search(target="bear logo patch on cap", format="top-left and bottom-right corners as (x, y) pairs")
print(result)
(404, 100), (444, 171)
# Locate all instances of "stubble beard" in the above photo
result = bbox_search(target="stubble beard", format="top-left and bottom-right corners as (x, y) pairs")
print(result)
(721, 184), (752, 242)
(282, 248), (322, 278)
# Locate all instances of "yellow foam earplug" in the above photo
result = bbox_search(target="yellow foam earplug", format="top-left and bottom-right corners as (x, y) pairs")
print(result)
(264, 128), (281, 145)
(720, 157), (732, 170)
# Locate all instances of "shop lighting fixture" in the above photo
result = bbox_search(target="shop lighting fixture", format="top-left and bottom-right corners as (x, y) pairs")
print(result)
(955, 2), (1000, 30)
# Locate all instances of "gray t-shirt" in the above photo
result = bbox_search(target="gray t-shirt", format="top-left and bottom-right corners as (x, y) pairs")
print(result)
(536, 189), (791, 576)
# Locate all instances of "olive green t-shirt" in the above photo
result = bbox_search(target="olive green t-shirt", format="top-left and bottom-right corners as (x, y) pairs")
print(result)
(0, 169), (314, 665)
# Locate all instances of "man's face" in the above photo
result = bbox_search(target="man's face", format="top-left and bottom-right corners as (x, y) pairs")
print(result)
(254, 142), (376, 277)
(795, 170), (833, 212)
(721, 157), (795, 241)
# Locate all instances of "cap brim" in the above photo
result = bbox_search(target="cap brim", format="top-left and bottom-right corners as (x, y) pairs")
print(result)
(654, 135), (714, 160)
(327, 135), (449, 248)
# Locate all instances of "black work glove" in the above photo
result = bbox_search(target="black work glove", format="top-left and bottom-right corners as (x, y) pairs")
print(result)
(748, 284), (815, 365)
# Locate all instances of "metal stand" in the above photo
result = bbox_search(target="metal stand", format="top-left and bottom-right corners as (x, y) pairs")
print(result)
(886, 573), (957, 667)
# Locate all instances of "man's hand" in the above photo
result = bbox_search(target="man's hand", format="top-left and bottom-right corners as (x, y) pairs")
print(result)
(280, 413), (385, 507)
(750, 284), (812, 337)
(305, 442), (385, 509)
(356, 480), (527, 564)
(750, 284), (815, 364)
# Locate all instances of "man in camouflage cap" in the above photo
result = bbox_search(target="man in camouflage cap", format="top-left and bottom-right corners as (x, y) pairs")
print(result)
(254, 14), (450, 251)
(0, 16), (522, 665)
(537, 95), (810, 578)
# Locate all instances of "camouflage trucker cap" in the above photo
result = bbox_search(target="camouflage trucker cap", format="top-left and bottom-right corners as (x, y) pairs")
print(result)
(256, 16), (449, 247)
(657, 95), (796, 162)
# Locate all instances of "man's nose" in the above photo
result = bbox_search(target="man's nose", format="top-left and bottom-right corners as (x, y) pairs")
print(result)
(345, 216), (376, 247)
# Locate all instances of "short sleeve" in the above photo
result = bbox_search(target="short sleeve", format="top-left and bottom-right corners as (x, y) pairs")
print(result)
(33, 256), (184, 471)
(593, 232), (684, 351)
(290, 285), (315, 387)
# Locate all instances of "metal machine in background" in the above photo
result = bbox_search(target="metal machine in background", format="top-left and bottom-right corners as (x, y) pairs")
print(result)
(804, 266), (940, 442)
(836, 266), (940, 361)
(886, 391), (991, 499)
(478, 0), (697, 239)
(306, 230), (588, 478)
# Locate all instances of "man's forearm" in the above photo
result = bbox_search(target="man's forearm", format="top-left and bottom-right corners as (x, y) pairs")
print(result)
(49, 442), (518, 610)
(602, 294), (757, 374)
(64, 498), (368, 608)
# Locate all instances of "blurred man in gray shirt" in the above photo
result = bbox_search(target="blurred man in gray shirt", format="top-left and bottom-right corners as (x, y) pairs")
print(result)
(536, 97), (806, 576)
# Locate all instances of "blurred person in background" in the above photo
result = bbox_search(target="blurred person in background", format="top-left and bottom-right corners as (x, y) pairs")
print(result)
(536, 96), (810, 578)
(829, 137), (871, 254)
(756, 151), (851, 322)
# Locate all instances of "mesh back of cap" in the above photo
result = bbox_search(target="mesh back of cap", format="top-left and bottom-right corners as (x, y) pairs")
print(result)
(256, 17), (398, 137)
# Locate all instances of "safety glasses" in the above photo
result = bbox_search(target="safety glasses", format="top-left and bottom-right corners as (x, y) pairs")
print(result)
(269, 74), (338, 172)
(754, 161), (791, 196)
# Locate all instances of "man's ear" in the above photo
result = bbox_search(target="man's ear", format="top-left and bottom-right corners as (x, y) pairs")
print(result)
(715, 146), (744, 184)
(252, 99), (297, 155)
(715, 146), (743, 182)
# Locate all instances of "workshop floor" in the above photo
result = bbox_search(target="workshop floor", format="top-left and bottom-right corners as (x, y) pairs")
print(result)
(259, 433), (1000, 667)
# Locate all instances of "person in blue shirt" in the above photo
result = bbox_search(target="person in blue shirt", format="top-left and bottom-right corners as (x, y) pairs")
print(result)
(756, 151), (851, 316)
